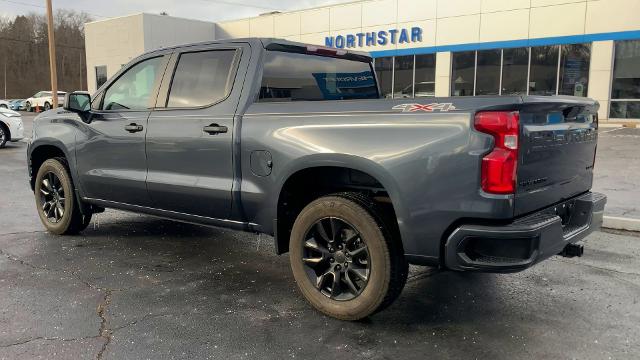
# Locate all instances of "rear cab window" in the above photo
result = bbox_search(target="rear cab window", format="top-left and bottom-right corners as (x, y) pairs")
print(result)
(259, 45), (379, 102)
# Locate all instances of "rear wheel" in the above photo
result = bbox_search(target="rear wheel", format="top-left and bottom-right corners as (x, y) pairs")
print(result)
(289, 193), (407, 320)
(0, 104), (7, 109)
(34, 158), (92, 235)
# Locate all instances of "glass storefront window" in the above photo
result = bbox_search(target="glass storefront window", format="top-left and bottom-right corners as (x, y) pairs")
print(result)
(375, 57), (394, 98)
(475, 49), (501, 95)
(394, 55), (414, 98)
(611, 40), (640, 118)
(452, 51), (475, 96)
(529, 45), (559, 96)
(559, 44), (590, 97)
(414, 54), (436, 97)
(501, 47), (529, 95)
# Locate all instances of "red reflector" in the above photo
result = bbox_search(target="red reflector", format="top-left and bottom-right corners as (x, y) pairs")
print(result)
(474, 111), (520, 194)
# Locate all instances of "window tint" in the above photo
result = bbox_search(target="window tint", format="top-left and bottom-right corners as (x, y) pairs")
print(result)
(103, 56), (163, 111)
(167, 50), (237, 108)
(529, 46), (559, 96)
(501, 47), (529, 95)
(374, 57), (393, 99)
(259, 51), (378, 101)
(95, 66), (107, 89)
(451, 51), (475, 96)
(475, 49), (501, 95)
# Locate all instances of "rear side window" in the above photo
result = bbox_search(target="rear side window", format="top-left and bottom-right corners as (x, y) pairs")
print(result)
(259, 51), (378, 102)
(167, 50), (237, 108)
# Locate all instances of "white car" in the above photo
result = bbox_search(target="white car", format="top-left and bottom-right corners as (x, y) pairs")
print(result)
(0, 108), (24, 148)
(25, 91), (66, 112)
(0, 99), (9, 109)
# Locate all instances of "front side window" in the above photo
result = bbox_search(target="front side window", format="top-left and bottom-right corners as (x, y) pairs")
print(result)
(167, 50), (237, 108)
(102, 56), (163, 111)
(611, 40), (640, 119)
(95, 66), (107, 89)
(259, 51), (378, 102)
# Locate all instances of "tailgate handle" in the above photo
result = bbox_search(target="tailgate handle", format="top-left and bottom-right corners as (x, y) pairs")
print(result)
(203, 124), (228, 135)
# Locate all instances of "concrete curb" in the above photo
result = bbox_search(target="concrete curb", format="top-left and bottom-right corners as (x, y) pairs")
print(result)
(603, 216), (640, 232)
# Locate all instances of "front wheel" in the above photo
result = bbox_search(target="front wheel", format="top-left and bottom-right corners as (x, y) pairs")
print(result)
(0, 104), (7, 109)
(289, 193), (408, 320)
(25, 102), (32, 112)
(34, 158), (92, 235)
(44, 102), (51, 111)
(0, 124), (8, 148)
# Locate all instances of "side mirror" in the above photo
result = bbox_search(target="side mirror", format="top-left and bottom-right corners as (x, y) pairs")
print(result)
(64, 92), (91, 113)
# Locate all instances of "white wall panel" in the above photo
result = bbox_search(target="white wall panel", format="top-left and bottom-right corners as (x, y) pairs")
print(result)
(436, 15), (480, 46)
(480, 9), (530, 43)
(299, 32), (328, 46)
(250, 16), (274, 37)
(531, 0), (585, 7)
(300, 8), (330, 34)
(437, 0), (481, 18)
(330, 3), (362, 31)
(397, 0), (436, 22)
(481, 0), (531, 12)
(529, 2), (586, 38)
(362, 0), (397, 27)
(216, 20), (250, 39)
(585, 0), (640, 34)
(275, 13), (301, 37)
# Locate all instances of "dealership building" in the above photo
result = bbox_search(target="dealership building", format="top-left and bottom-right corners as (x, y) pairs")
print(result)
(85, 0), (640, 121)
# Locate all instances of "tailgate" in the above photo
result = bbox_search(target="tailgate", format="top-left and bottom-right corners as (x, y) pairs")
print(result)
(515, 96), (599, 216)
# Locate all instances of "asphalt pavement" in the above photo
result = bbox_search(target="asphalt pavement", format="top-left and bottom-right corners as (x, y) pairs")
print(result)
(1, 113), (639, 359)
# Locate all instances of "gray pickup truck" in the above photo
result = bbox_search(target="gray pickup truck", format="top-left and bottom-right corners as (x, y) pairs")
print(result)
(28, 38), (606, 320)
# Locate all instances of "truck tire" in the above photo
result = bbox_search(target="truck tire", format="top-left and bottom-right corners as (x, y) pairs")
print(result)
(289, 193), (408, 320)
(34, 158), (92, 235)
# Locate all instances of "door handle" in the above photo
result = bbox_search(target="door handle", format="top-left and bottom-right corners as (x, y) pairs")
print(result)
(203, 124), (228, 135)
(124, 123), (144, 133)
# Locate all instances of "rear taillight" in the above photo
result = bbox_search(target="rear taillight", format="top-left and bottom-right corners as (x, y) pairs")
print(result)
(474, 111), (520, 194)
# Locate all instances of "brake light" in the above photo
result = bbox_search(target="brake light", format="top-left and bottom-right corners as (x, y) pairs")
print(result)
(474, 111), (520, 194)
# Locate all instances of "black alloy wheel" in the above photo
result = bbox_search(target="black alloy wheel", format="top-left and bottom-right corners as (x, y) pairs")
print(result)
(302, 217), (370, 301)
(39, 171), (66, 223)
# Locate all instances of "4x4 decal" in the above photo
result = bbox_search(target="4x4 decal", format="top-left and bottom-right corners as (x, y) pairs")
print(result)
(392, 103), (457, 112)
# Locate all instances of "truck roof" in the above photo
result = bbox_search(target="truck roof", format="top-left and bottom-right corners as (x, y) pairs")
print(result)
(143, 37), (372, 61)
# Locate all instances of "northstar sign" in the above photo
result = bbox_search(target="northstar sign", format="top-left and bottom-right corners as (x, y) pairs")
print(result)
(325, 27), (423, 49)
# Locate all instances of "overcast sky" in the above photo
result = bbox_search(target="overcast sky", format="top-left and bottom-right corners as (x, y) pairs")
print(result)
(0, 0), (357, 22)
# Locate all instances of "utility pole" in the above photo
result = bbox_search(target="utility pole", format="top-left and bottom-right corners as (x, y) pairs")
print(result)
(46, 0), (58, 107)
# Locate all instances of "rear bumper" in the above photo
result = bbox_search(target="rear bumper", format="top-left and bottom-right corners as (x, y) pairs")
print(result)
(444, 192), (606, 273)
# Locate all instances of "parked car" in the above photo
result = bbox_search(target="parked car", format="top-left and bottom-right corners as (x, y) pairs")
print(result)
(9, 99), (26, 111)
(0, 107), (24, 148)
(0, 99), (9, 109)
(25, 91), (66, 112)
(27, 38), (606, 320)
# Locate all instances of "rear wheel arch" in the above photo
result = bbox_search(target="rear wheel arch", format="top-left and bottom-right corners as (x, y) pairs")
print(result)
(274, 164), (403, 255)
(29, 144), (69, 190)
